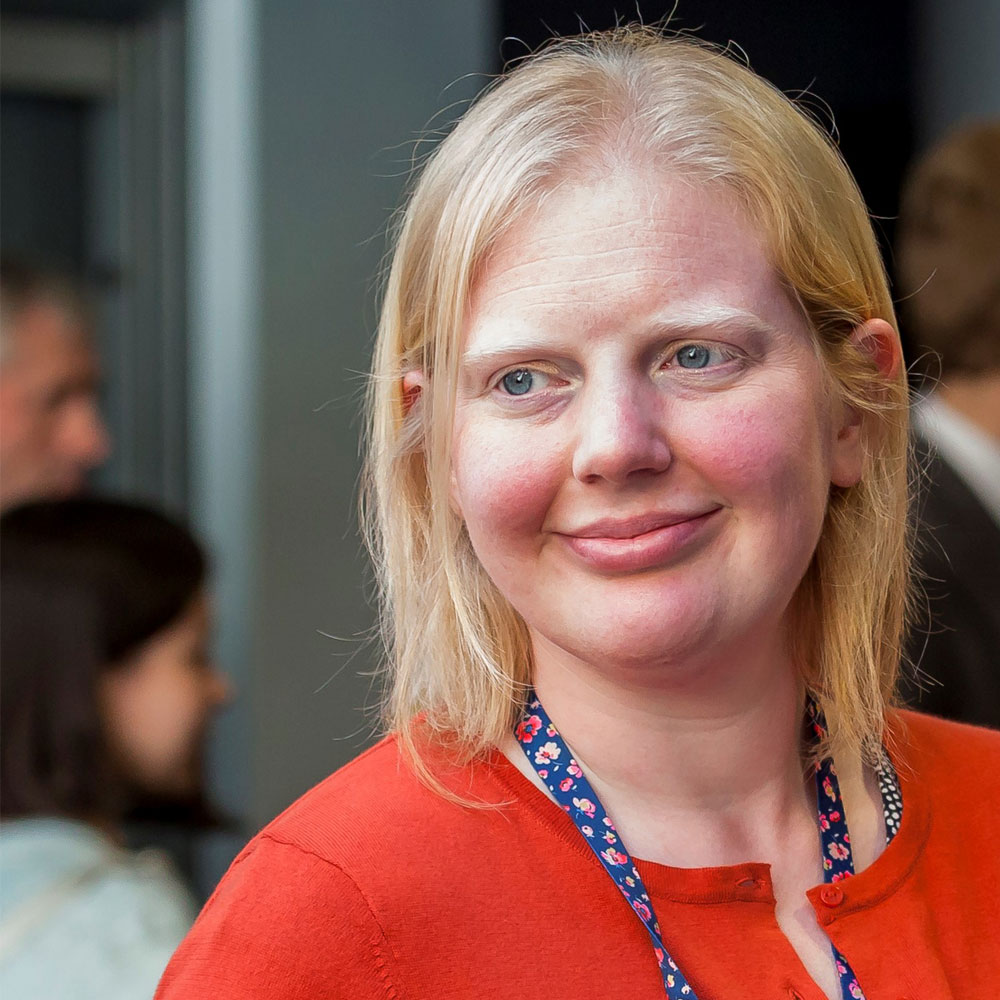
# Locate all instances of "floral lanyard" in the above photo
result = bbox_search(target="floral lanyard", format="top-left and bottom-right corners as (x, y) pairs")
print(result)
(515, 693), (902, 1000)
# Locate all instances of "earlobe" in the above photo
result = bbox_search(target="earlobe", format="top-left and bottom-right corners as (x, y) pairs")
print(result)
(402, 370), (425, 416)
(402, 368), (465, 517)
(830, 410), (863, 488)
(829, 319), (902, 488)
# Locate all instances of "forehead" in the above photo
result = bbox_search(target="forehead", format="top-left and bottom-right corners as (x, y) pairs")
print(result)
(463, 166), (804, 351)
(4, 302), (97, 377)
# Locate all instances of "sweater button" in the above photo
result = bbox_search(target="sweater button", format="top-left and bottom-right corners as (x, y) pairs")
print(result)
(819, 884), (844, 907)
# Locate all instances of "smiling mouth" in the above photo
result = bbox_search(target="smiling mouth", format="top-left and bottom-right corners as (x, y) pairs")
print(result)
(560, 508), (722, 572)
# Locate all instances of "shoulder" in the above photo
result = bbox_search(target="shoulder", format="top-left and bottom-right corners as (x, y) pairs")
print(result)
(0, 817), (194, 933)
(90, 848), (198, 937)
(890, 709), (1000, 809)
(258, 733), (488, 865)
(892, 708), (1000, 759)
(155, 736), (504, 1000)
(0, 841), (195, 1000)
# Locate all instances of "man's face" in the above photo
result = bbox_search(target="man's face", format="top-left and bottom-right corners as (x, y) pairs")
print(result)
(0, 302), (110, 509)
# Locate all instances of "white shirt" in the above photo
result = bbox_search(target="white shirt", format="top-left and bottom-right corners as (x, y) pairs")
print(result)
(912, 393), (1000, 528)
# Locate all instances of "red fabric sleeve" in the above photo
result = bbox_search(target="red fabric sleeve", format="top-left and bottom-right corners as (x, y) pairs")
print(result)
(154, 835), (398, 1000)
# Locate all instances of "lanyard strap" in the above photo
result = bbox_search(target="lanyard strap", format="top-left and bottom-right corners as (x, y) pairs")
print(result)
(515, 693), (901, 1000)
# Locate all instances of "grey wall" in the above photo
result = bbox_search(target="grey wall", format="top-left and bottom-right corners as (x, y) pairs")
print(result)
(188, 0), (495, 871)
(187, 0), (260, 885)
(252, 0), (494, 828)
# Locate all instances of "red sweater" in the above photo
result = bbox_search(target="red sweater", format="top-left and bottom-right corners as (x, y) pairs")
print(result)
(156, 712), (1000, 999)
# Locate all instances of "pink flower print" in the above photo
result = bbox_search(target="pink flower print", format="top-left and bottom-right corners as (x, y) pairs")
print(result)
(666, 975), (675, 988)
(559, 777), (574, 791)
(546, 724), (557, 737)
(849, 981), (864, 999)
(822, 776), (835, 801)
(580, 824), (594, 837)
(538, 769), (548, 779)
(832, 871), (852, 882)
(603, 816), (615, 828)
(818, 813), (830, 831)
(624, 876), (635, 887)
(843, 832), (850, 843)
(828, 841), (849, 861)
(568, 761), (583, 777)
(534, 741), (561, 765)
(600, 847), (628, 866)
(515, 715), (541, 743)
(632, 900), (651, 921)
(836, 959), (847, 974)
(573, 796), (596, 818)
(654, 947), (664, 963)
(829, 809), (842, 823)
(823, 858), (833, 870)
(602, 831), (617, 844)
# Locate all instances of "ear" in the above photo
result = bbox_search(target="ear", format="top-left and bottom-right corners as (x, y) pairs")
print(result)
(850, 318), (902, 381)
(401, 370), (425, 415)
(829, 319), (901, 488)
(402, 369), (465, 517)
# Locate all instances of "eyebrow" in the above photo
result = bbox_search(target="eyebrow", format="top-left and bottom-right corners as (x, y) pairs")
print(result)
(460, 308), (782, 367)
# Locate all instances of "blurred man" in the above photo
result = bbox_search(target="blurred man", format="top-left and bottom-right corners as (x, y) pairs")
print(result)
(896, 122), (1000, 727)
(0, 261), (110, 511)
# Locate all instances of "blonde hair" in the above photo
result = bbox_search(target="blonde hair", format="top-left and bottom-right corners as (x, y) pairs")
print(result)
(363, 26), (911, 787)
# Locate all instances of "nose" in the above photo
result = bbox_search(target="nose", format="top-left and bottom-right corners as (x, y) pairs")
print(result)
(63, 397), (111, 468)
(207, 669), (233, 708)
(571, 381), (672, 484)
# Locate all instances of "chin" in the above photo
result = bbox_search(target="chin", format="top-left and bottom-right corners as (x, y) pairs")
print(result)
(533, 608), (723, 673)
(530, 579), (789, 677)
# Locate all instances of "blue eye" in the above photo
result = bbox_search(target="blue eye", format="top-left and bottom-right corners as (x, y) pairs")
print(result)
(501, 369), (534, 395)
(676, 344), (712, 369)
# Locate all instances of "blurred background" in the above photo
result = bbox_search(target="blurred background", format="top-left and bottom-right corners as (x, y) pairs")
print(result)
(2, 0), (998, 899)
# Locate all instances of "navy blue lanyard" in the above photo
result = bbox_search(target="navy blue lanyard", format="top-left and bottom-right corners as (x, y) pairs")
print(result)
(515, 693), (901, 1000)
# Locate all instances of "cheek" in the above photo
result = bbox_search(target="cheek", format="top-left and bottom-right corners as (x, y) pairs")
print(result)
(109, 669), (201, 771)
(451, 422), (563, 558)
(692, 400), (833, 524)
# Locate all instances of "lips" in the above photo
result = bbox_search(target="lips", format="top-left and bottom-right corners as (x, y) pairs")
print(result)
(559, 507), (722, 572)
(568, 510), (714, 539)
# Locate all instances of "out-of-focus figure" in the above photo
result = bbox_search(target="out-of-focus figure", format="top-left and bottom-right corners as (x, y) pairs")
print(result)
(0, 261), (111, 512)
(0, 498), (231, 1000)
(896, 122), (1000, 727)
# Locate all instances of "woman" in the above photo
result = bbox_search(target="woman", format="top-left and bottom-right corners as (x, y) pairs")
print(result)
(157, 27), (1000, 1000)
(0, 498), (230, 1000)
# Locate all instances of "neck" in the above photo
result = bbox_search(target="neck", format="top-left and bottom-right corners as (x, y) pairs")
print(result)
(509, 631), (821, 866)
(940, 372), (1000, 442)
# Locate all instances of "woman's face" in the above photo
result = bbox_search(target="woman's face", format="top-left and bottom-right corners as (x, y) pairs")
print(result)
(100, 590), (230, 798)
(449, 167), (863, 674)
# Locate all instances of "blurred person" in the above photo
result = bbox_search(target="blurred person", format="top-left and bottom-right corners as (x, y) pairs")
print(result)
(0, 498), (231, 1000)
(0, 260), (110, 511)
(896, 122), (1000, 727)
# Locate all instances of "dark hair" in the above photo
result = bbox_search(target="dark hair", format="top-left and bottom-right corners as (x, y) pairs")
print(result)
(0, 257), (92, 361)
(1, 497), (207, 820)
(896, 121), (1000, 377)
